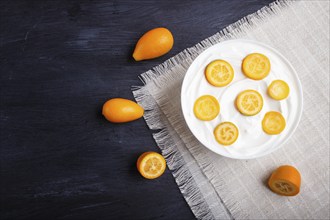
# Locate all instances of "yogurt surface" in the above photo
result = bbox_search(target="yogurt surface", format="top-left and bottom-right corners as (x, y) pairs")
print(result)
(181, 39), (303, 159)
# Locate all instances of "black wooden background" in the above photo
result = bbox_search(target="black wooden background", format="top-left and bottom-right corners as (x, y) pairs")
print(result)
(1, 1), (273, 219)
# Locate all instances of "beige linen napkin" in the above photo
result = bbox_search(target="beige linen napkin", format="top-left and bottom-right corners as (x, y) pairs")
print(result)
(133, 1), (330, 219)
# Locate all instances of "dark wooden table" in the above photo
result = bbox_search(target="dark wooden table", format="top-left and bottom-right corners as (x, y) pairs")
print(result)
(1, 1), (273, 219)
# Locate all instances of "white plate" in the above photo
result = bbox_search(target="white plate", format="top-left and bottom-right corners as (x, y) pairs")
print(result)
(181, 39), (303, 159)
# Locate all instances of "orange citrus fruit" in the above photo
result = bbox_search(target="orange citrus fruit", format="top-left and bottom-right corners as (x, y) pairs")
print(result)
(268, 80), (290, 100)
(137, 152), (166, 179)
(268, 165), (301, 196)
(236, 90), (263, 116)
(205, 60), (234, 87)
(262, 111), (286, 135)
(242, 53), (271, 80)
(102, 98), (144, 123)
(193, 95), (220, 121)
(214, 122), (239, 145)
(133, 27), (174, 61)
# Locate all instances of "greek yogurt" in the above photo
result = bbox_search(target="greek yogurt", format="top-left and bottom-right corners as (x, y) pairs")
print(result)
(181, 39), (303, 159)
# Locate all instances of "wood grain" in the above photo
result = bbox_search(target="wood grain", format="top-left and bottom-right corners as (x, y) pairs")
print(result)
(0, 0), (273, 219)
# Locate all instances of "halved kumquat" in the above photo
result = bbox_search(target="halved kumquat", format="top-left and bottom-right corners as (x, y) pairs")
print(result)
(137, 152), (166, 179)
(268, 165), (301, 196)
